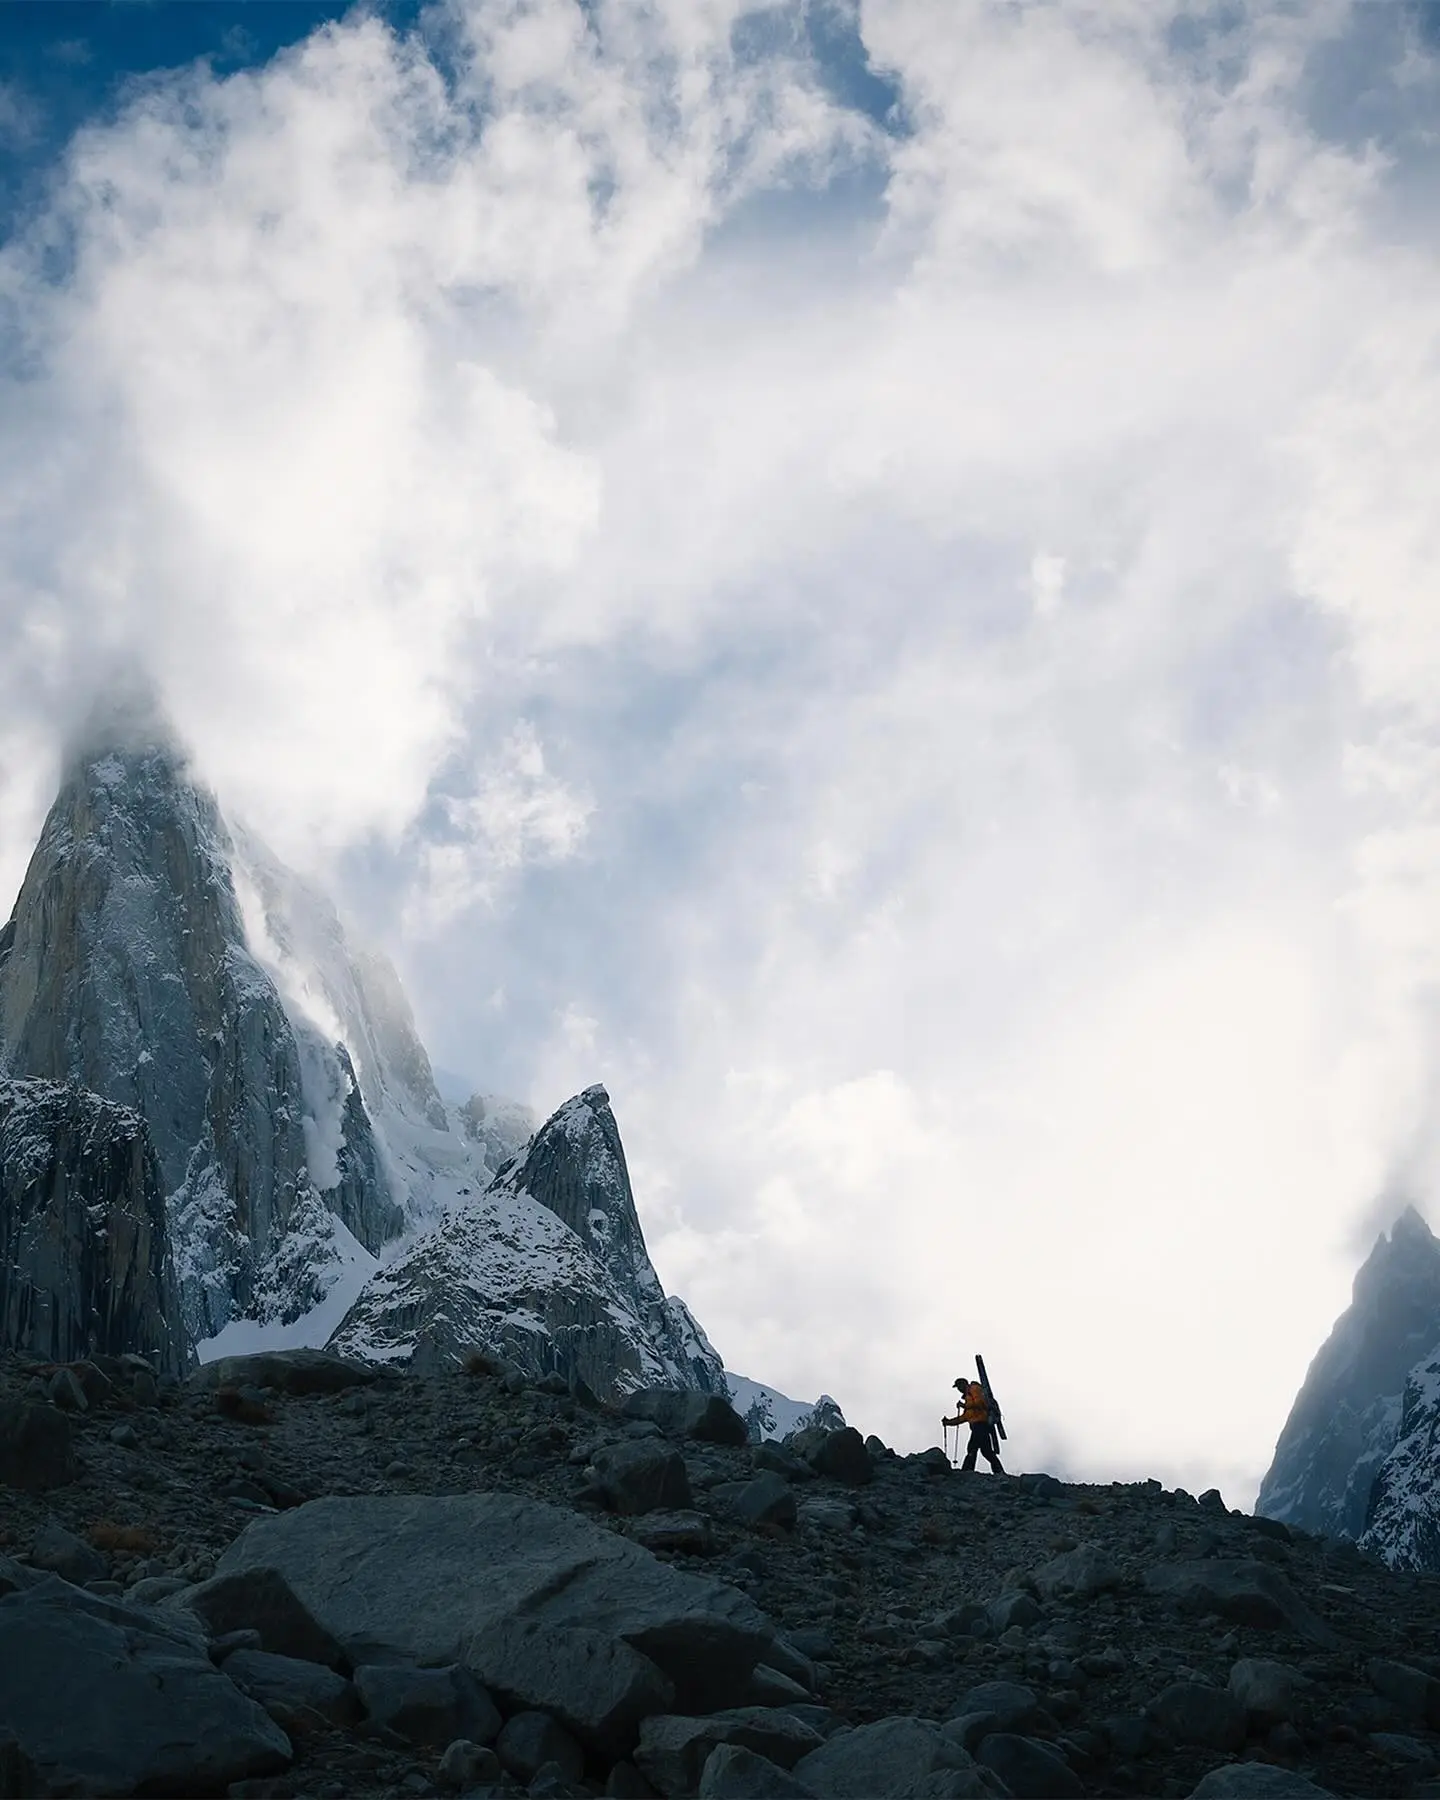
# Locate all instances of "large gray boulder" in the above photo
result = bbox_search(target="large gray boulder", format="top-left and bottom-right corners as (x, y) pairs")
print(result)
(1142, 1560), (1341, 1646)
(215, 1493), (781, 1751)
(1148, 1682), (1246, 1751)
(593, 1440), (694, 1514)
(354, 1663), (501, 1748)
(948, 1682), (1045, 1735)
(221, 1648), (360, 1732)
(0, 1400), (76, 1492)
(0, 1576), (292, 1795)
(733, 1473), (798, 1531)
(1187, 1765), (1337, 1798)
(1227, 1658), (1307, 1728)
(976, 1734), (1083, 1799)
(622, 1389), (750, 1446)
(164, 1564), (348, 1669)
(699, 1743), (817, 1798)
(1365, 1657), (1440, 1729)
(1031, 1544), (1121, 1601)
(636, 1709), (825, 1796)
(464, 1617), (672, 1756)
(185, 1349), (384, 1396)
(792, 1717), (994, 1797)
(29, 1519), (106, 1586)
(785, 1425), (874, 1485)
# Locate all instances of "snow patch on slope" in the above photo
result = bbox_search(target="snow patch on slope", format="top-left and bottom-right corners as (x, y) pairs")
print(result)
(328, 1174), (682, 1394)
(726, 1371), (847, 1443)
(1359, 1348), (1440, 1572)
(196, 1208), (378, 1363)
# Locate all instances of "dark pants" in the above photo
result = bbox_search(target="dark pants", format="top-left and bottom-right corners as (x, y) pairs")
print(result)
(962, 1422), (1003, 1471)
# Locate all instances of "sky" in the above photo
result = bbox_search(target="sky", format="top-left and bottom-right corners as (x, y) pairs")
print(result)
(3, 0), (1440, 1509)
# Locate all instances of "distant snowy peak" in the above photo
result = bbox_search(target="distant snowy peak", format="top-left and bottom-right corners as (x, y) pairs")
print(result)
(1359, 1349), (1440, 1571)
(0, 724), (737, 1412)
(0, 738), (386, 1347)
(1258, 1204), (1440, 1540)
(726, 1371), (847, 1444)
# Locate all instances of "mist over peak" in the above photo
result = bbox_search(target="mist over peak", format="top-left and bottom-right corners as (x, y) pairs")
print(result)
(61, 667), (191, 784)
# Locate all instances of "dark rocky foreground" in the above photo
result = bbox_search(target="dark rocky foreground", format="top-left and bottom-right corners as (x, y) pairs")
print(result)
(4, 1351), (1440, 1799)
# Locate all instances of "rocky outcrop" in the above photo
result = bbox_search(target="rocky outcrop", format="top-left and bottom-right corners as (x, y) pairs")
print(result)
(0, 734), (398, 1344)
(211, 1493), (784, 1743)
(497, 1086), (728, 1394)
(11, 1341), (1440, 1798)
(0, 1574), (292, 1795)
(327, 1172), (698, 1398)
(328, 1087), (727, 1399)
(1256, 1206), (1440, 1540)
(0, 1077), (189, 1375)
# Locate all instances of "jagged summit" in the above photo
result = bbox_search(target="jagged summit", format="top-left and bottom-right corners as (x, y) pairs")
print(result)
(1354, 1201), (1438, 1302)
(1257, 1196), (1440, 1542)
(329, 1083), (728, 1398)
(0, 736), (399, 1346)
(0, 724), (728, 1401)
(1390, 1202), (1432, 1238)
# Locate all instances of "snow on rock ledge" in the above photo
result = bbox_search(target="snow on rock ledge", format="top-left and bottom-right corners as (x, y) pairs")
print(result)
(328, 1086), (726, 1399)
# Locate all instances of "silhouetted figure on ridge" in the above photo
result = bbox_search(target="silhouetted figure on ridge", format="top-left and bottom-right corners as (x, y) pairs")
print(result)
(943, 1374), (1005, 1473)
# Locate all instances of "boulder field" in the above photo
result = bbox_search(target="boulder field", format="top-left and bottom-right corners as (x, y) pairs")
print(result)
(2, 1348), (1439, 1798)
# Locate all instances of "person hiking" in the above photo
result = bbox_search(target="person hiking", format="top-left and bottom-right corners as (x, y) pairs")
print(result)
(943, 1376), (1005, 1474)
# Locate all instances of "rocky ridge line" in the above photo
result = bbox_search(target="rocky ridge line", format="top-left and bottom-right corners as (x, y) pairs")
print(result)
(4, 1346), (1440, 1799)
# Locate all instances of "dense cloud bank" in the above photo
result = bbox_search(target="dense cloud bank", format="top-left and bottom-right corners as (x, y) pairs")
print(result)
(3, 0), (1440, 1492)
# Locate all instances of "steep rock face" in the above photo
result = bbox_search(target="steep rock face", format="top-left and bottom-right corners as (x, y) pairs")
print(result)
(1257, 1207), (1440, 1539)
(232, 826), (449, 1139)
(500, 1086), (727, 1394)
(228, 828), (485, 1233)
(0, 1077), (189, 1374)
(1359, 1352), (1440, 1570)
(0, 740), (396, 1343)
(328, 1087), (727, 1399)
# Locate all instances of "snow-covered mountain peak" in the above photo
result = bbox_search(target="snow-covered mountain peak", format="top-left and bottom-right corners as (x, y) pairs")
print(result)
(1259, 1194), (1440, 1542)
(0, 730), (729, 1403)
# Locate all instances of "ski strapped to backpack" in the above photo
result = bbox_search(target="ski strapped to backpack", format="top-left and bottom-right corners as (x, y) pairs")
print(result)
(976, 1352), (1006, 1442)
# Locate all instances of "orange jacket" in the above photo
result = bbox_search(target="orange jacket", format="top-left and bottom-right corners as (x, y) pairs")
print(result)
(959, 1382), (989, 1426)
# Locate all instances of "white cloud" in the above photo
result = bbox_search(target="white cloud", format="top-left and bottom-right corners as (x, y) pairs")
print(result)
(405, 722), (593, 930)
(2, 0), (1440, 1499)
